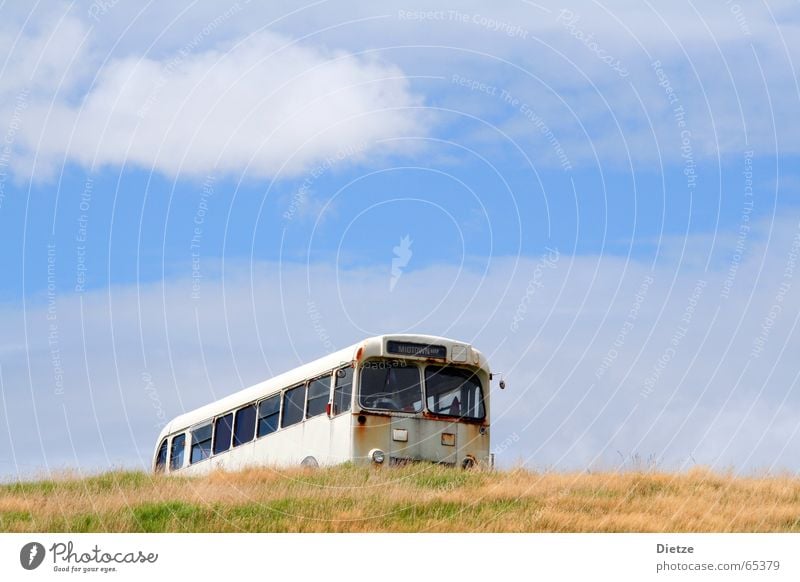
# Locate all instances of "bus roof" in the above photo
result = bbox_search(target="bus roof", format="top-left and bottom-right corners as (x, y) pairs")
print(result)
(156, 334), (486, 443)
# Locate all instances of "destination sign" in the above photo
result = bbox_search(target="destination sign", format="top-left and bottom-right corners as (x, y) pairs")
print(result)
(386, 341), (447, 359)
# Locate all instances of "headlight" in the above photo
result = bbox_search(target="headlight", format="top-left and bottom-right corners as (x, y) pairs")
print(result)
(370, 448), (385, 464)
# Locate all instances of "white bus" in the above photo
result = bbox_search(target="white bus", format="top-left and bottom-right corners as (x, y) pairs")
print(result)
(153, 334), (492, 474)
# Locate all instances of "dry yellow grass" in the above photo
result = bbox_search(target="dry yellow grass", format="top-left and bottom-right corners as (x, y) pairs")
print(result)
(1, 464), (799, 532)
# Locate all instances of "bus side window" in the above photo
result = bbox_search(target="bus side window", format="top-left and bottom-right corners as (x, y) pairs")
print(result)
(170, 433), (186, 471)
(190, 423), (212, 464)
(282, 385), (305, 428)
(333, 367), (353, 415)
(306, 376), (330, 418)
(213, 413), (233, 455)
(257, 395), (280, 437)
(155, 438), (168, 472)
(233, 404), (256, 447)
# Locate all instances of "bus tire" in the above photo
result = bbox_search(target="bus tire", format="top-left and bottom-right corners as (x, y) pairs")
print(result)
(301, 456), (319, 468)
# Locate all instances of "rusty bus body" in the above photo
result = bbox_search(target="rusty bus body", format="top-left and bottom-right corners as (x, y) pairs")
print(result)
(153, 334), (491, 474)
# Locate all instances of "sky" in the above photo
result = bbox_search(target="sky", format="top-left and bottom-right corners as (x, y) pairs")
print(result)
(1, 0), (799, 479)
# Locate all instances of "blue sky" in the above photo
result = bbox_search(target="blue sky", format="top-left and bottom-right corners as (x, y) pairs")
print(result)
(1, 1), (800, 478)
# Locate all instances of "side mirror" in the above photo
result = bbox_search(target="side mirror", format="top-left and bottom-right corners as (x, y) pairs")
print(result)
(499, 379), (506, 390)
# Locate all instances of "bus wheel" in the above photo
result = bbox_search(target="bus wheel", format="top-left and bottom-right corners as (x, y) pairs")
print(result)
(301, 456), (319, 468)
(461, 456), (476, 470)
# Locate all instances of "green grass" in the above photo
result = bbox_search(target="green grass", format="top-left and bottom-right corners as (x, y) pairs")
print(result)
(2, 464), (800, 532)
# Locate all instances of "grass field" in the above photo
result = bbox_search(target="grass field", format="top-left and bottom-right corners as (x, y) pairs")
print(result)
(1, 464), (799, 532)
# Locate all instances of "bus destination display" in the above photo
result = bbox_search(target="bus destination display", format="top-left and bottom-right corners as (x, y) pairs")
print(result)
(386, 341), (447, 359)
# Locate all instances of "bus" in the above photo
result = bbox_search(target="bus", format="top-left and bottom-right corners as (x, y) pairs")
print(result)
(153, 334), (492, 474)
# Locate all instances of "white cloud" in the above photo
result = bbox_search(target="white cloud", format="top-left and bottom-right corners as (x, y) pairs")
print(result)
(3, 1), (798, 178)
(0, 8), (92, 98)
(1, 9), (427, 180)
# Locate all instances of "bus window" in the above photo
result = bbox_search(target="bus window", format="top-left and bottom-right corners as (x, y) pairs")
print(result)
(257, 395), (280, 437)
(213, 413), (233, 455)
(360, 361), (422, 412)
(333, 367), (353, 415)
(155, 439), (168, 472)
(190, 423), (213, 464)
(233, 404), (256, 447)
(306, 376), (330, 418)
(170, 433), (186, 471)
(282, 385), (305, 427)
(424, 366), (485, 420)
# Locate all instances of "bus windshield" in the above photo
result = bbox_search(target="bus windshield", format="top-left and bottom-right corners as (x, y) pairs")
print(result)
(424, 365), (485, 420)
(359, 360), (422, 412)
